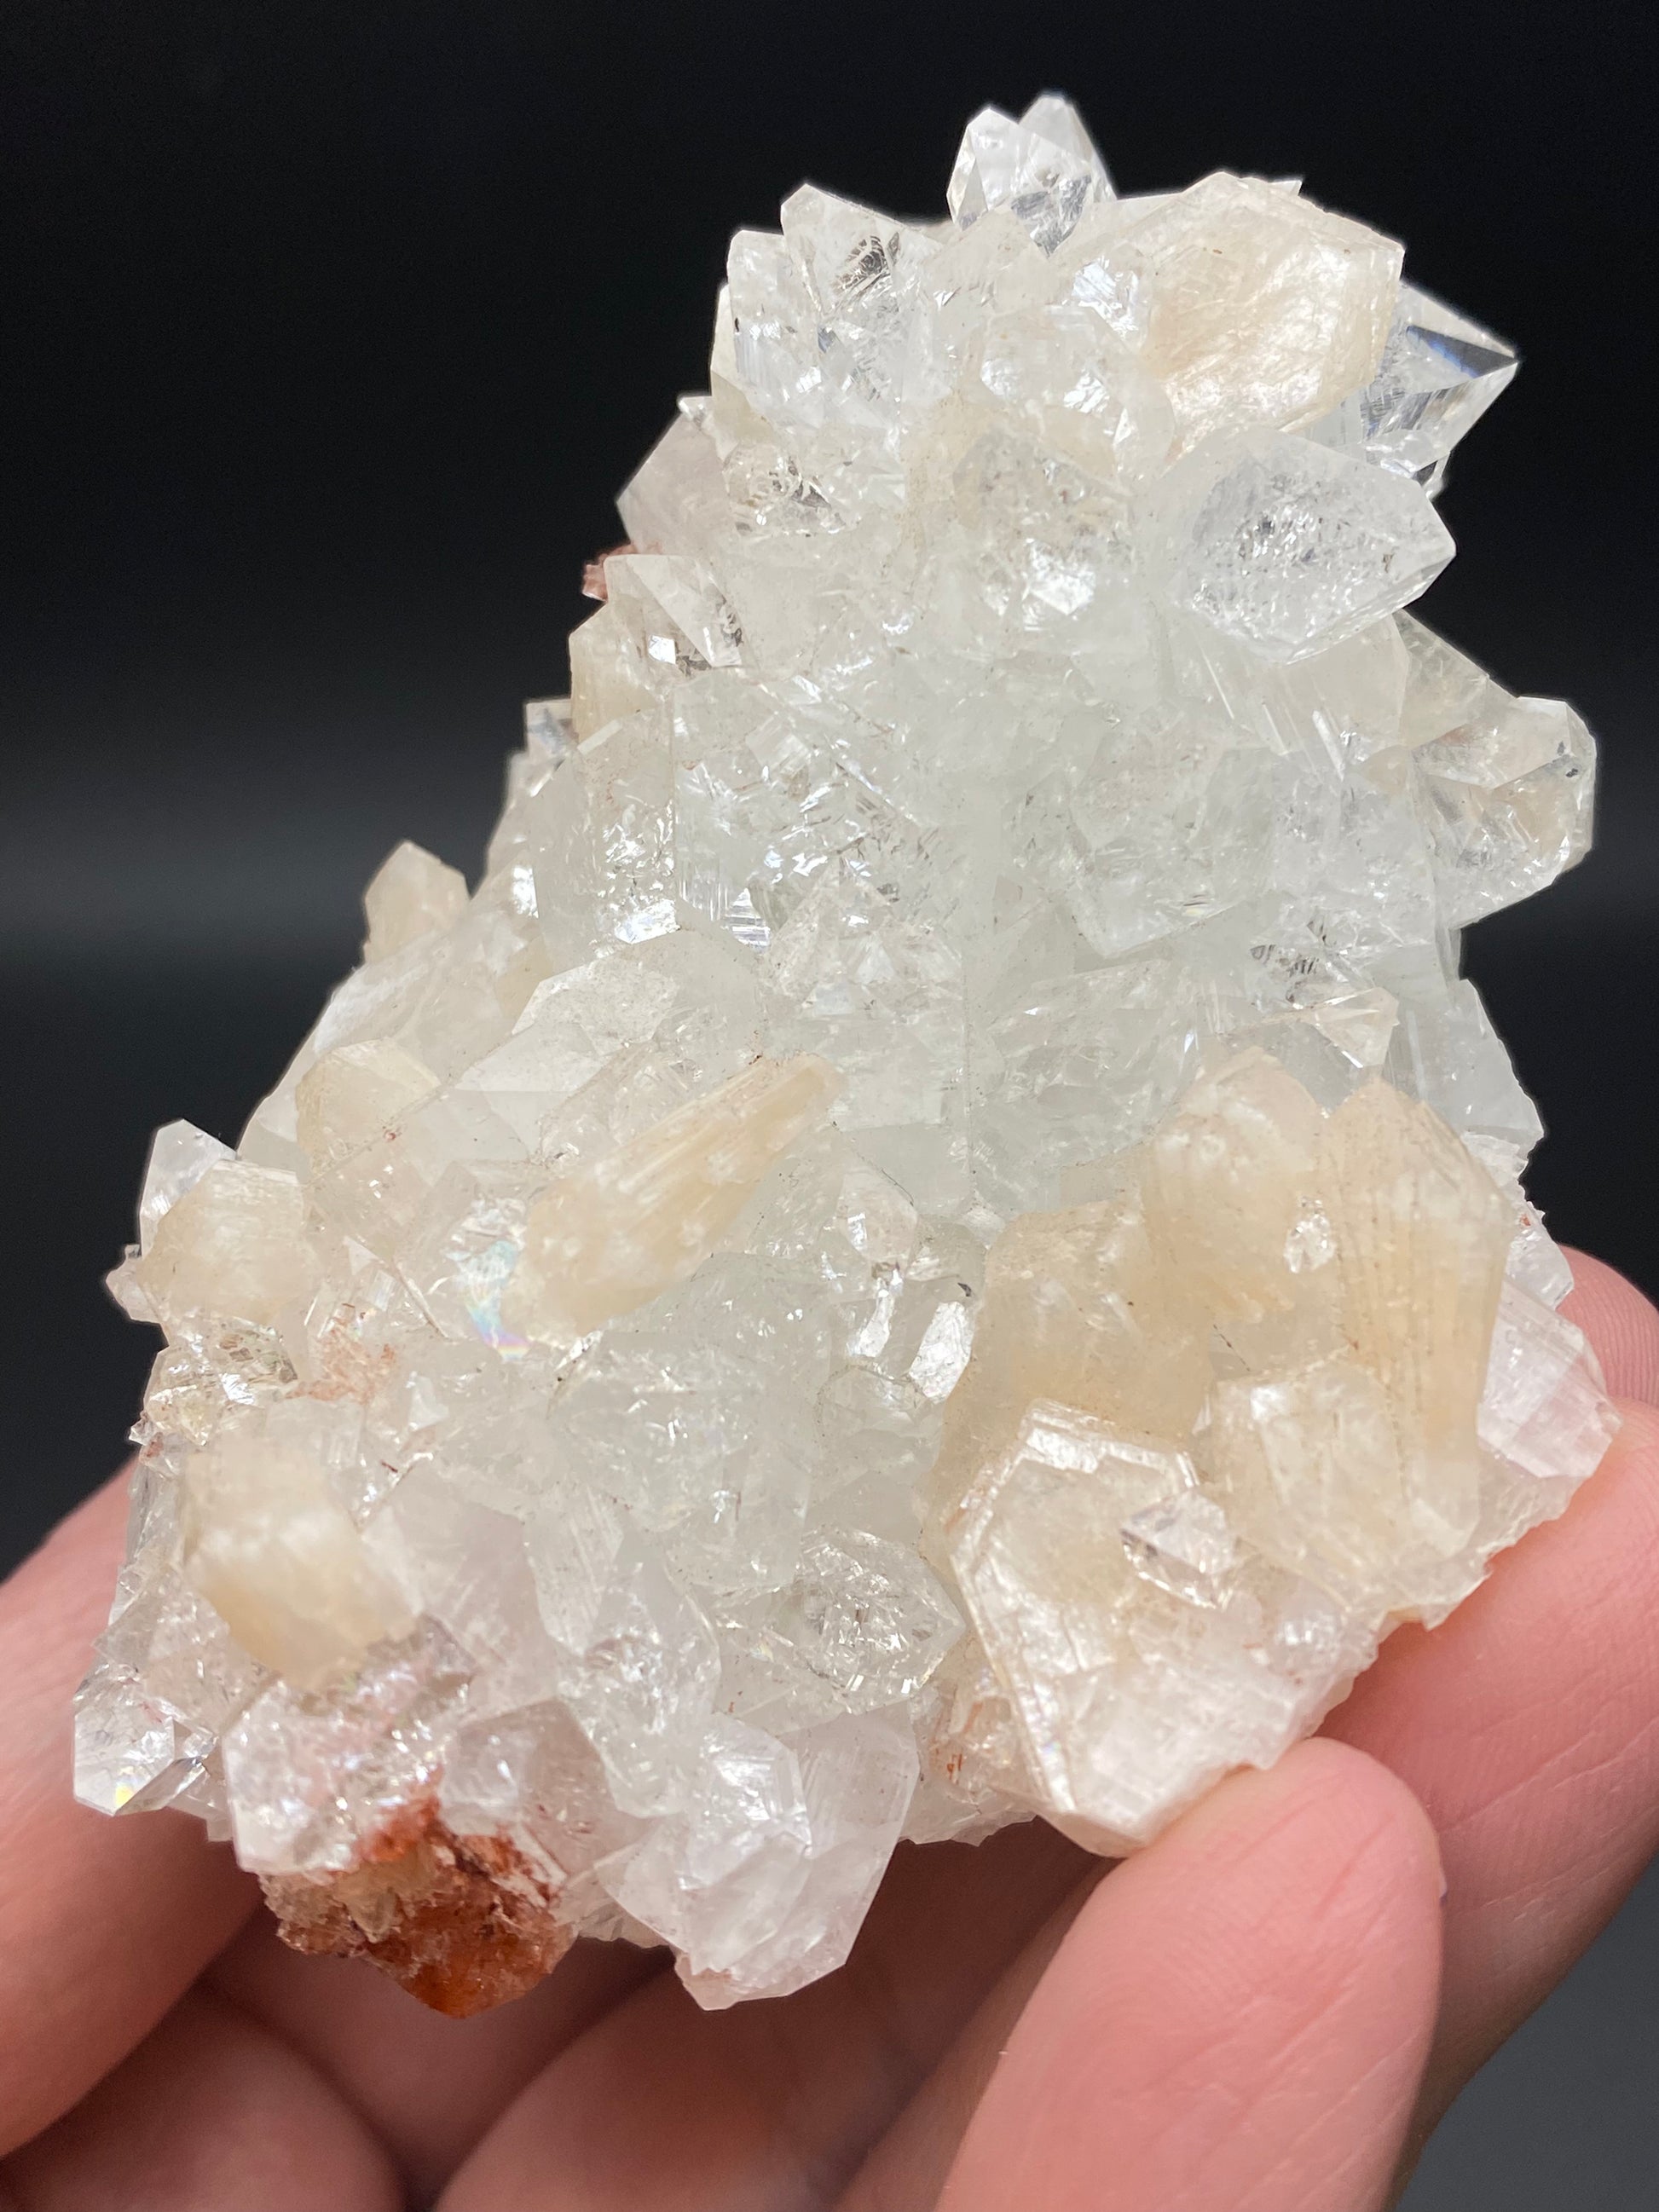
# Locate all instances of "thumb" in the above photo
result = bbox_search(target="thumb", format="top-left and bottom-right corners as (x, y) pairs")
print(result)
(938, 1738), (1442, 2212)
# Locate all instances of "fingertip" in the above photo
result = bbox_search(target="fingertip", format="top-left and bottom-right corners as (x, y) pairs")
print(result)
(1169, 1736), (1444, 1910)
(1563, 1250), (1659, 1406)
(1324, 1383), (1659, 2136)
(1074, 1740), (1446, 2083)
(939, 1741), (1442, 2212)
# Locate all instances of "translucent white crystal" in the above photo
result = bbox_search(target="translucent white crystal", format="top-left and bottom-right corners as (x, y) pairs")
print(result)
(944, 1402), (1359, 1852)
(561, 1541), (721, 1818)
(947, 99), (1112, 256)
(1156, 431), (1455, 661)
(83, 98), (1614, 2017)
(439, 1697), (643, 1908)
(1121, 1482), (1239, 1606)
(721, 1530), (962, 1726)
(296, 1038), (442, 1172)
(75, 1558), (268, 1822)
(126, 1159), (324, 1331)
(1412, 690), (1595, 927)
(363, 840), (471, 961)
(1308, 281), (1517, 494)
(1479, 1281), (1620, 1485)
(610, 1705), (917, 2007)
(223, 1619), (472, 1874)
(137, 1121), (235, 1254)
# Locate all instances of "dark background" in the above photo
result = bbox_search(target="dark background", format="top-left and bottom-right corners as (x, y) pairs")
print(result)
(2, 4), (1654, 2199)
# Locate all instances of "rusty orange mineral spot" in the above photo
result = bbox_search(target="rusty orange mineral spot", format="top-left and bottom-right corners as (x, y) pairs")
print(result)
(262, 1800), (574, 2018)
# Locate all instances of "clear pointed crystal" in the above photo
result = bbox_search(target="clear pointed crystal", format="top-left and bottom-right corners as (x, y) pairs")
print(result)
(1307, 281), (1517, 493)
(947, 103), (1110, 255)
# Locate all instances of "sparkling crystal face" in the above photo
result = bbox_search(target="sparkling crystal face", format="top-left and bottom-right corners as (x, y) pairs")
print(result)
(84, 94), (1613, 2014)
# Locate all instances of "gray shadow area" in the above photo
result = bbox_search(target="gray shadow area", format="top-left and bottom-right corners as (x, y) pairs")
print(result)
(1402, 1854), (1659, 2210)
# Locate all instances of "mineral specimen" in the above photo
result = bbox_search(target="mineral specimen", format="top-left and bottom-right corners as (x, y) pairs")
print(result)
(80, 95), (1616, 2013)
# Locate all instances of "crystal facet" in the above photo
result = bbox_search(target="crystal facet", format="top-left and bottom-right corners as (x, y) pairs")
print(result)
(82, 101), (1613, 2015)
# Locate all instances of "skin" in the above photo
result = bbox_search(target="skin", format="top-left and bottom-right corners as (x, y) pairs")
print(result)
(0, 1250), (1656, 2211)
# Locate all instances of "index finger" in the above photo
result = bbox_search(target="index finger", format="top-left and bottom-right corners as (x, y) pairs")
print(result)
(1325, 1251), (1659, 2151)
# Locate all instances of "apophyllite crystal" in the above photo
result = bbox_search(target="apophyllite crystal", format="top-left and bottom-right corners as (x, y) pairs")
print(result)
(81, 95), (1616, 2013)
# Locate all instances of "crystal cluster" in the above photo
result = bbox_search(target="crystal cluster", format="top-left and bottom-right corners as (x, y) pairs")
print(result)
(80, 97), (1616, 2013)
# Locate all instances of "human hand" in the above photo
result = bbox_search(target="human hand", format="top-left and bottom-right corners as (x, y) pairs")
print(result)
(3, 1251), (1656, 2212)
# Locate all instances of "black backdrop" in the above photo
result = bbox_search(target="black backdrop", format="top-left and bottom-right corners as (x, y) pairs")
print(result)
(2, 6), (1655, 2199)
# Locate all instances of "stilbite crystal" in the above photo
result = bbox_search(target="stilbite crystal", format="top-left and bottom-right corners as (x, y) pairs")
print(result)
(502, 1052), (841, 1346)
(82, 94), (1615, 2013)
